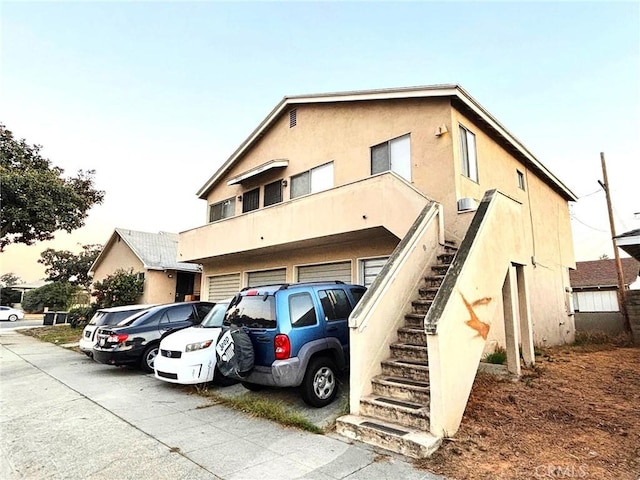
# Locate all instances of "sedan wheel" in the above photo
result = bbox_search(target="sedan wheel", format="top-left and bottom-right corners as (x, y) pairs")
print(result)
(141, 345), (159, 373)
(8, 314), (18, 322)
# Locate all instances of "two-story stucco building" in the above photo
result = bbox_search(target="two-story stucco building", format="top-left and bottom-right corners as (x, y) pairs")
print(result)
(178, 85), (578, 456)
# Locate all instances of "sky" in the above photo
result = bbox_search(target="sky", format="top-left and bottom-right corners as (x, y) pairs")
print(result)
(1, 0), (639, 283)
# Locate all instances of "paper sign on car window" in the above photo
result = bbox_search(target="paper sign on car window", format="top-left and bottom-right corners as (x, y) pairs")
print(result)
(216, 330), (235, 361)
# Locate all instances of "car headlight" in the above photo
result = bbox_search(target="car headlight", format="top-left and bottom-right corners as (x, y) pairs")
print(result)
(185, 340), (214, 352)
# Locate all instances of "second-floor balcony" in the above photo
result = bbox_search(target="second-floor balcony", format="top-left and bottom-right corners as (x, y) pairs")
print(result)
(178, 173), (432, 264)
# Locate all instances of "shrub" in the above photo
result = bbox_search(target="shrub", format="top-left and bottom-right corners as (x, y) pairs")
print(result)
(67, 305), (98, 329)
(92, 269), (144, 308)
(22, 282), (78, 313)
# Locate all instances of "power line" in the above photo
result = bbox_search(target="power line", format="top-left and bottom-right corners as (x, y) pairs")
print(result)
(570, 214), (609, 233)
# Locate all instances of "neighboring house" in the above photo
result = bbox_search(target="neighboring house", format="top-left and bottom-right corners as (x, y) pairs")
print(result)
(570, 258), (640, 334)
(90, 229), (202, 305)
(8, 280), (50, 308)
(178, 84), (577, 456)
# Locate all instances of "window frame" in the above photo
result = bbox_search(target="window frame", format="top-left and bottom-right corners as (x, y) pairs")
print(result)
(370, 134), (411, 181)
(290, 162), (334, 199)
(517, 170), (526, 190)
(209, 197), (236, 222)
(242, 187), (260, 213)
(459, 125), (478, 183)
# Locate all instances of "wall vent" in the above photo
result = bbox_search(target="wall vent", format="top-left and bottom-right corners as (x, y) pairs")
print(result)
(289, 109), (297, 128)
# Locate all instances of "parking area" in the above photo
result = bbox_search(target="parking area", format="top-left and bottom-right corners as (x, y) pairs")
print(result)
(0, 330), (442, 480)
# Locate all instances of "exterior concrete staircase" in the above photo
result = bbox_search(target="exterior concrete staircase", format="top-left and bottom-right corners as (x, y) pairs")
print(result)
(337, 246), (456, 458)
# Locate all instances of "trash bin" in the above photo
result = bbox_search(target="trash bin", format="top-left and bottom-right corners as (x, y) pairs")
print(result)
(54, 312), (68, 324)
(43, 312), (55, 325)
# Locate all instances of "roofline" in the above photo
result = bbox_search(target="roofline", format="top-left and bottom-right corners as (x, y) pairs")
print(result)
(196, 84), (578, 201)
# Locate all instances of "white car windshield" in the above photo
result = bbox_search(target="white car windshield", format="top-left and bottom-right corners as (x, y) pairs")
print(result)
(199, 302), (229, 328)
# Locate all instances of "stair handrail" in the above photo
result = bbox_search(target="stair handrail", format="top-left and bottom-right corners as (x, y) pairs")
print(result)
(349, 200), (443, 332)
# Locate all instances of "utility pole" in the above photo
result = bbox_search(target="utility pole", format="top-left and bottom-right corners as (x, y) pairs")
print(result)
(599, 152), (630, 330)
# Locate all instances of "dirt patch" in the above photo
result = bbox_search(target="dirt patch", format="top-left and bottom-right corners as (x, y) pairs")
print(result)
(416, 345), (640, 480)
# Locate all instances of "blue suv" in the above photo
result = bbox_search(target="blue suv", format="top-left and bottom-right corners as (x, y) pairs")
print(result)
(223, 281), (366, 407)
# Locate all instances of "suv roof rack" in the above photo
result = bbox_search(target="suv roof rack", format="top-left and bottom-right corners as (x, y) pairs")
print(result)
(239, 280), (347, 293)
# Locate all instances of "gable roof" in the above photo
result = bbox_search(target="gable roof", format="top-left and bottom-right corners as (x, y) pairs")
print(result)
(90, 229), (201, 274)
(570, 258), (640, 288)
(197, 84), (577, 202)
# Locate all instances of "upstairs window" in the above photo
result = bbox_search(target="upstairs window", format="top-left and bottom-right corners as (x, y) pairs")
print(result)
(264, 179), (283, 207)
(517, 170), (526, 190)
(209, 197), (236, 222)
(460, 125), (478, 182)
(242, 188), (260, 213)
(290, 162), (334, 199)
(371, 134), (411, 181)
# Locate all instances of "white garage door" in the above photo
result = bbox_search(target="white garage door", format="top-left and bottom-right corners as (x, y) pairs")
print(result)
(361, 257), (389, 288)
(207, 273), (241, 301)
(247, 268), (287, 287)
(297, 261), (352, 284)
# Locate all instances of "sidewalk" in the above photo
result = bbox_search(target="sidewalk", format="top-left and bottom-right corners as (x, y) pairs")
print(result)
(0, 330), (444, 480)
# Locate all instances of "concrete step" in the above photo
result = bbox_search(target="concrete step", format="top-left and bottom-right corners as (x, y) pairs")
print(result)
(336, 414), (442, 459)
(398, 327), (427, 345)
(360, 395), (430, 430)
(430, 264), (450, 275)
(418, 287), (439, 300)
(424, 275), (445, 287)
(371, 375), (431, 404)
(437, 253), (455, 264)
(381, 358), (430, 382)
(404, 313), (425, 328)
(390, 342), (428, 362)
(411, 299), (432, 315)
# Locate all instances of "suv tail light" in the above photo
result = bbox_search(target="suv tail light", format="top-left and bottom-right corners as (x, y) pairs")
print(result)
(274, 334), (290, 360)
(107, 333), (129, 344)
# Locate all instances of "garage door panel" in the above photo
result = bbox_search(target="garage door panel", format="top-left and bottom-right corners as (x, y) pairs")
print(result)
(247, 268), (287, 287)
(207, 273), (241, 301)
(297, 262), (351, 284)
(362, 257), (389, 288)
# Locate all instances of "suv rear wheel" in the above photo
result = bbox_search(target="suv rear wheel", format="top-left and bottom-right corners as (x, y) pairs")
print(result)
(301, 356), (338, 407)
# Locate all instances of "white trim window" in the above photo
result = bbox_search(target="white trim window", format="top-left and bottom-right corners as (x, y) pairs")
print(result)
(371, 134), (411, 181)
(209, 197), (236, 222)
(459, 125), (478, 182)
(291, 162), (334, 199)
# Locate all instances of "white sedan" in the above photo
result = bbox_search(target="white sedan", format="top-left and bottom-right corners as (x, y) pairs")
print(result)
(154, 301), (231, 385)
(0, 306), (25, 322)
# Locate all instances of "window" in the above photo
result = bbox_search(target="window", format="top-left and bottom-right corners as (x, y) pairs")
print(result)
(264, 179), (283, 207)
(573, 291), (619, 312)
(370, 134), (411, 181)
(224, 295), (277, 329)
(319, 289), (352, 322)
(209, 198), (236, 222)
(289, 293), (317, 327)
(350, 287), (366, 305)
(460, 126), (478, 182)
(517, 170), (526, 190)
(289, 109), (297, 128)
(242, 188), (260, 213)
(290, 162), (334, 199)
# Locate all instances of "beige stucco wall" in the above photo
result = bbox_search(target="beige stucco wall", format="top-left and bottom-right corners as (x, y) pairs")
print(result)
(144, 270), (177, 305)
(91, 238), (144, 286)
(190, 97), (575, 345)
(200, 233), (398, 293)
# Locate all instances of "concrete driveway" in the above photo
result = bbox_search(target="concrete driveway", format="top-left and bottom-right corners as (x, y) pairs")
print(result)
(0, 330), (443, 480)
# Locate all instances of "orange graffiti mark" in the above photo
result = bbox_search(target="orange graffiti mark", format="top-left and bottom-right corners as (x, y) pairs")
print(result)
(461, 293), (492, 340)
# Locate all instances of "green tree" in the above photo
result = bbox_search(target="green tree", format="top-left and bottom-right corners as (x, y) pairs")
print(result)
(0, 273), (21, 287)
(0, 273), (22, 306)
(22, 282), (78, 313)
(0, 124), (105, 251)
(39, 244), (103, 289)
(92, 269), (144, 308)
